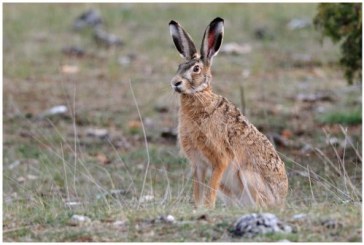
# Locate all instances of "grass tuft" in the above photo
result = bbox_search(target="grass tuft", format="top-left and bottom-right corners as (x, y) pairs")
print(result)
(318, 107), (362, 125)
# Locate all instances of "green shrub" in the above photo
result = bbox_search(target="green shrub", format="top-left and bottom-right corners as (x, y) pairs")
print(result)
(314, 3), (362, 84)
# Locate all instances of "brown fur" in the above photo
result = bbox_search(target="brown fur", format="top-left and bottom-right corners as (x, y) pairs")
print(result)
(169, 18), (288, 208)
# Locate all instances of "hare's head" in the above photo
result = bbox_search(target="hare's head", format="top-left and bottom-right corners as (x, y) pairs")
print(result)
(169, 17), (224, 94)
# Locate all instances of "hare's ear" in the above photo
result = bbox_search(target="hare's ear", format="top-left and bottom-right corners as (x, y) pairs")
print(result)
(200, 17), (224, 64)
(169, 20), (198, 60)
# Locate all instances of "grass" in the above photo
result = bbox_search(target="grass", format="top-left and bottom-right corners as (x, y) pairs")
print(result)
(318, 107), (362, 125)
(3, 3), (362, 242)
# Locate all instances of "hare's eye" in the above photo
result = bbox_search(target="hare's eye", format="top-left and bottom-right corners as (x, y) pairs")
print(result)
(193, 65), (200, 73)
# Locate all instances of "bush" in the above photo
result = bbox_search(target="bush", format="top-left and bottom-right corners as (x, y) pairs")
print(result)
(314, 3), (362, 84)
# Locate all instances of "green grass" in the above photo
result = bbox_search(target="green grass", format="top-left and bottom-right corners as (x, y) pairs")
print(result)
(3, 3), (362, 242)
(318, 107), (362, 125)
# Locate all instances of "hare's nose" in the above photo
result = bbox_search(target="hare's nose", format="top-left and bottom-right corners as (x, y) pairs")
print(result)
(174, 81), (182, 87)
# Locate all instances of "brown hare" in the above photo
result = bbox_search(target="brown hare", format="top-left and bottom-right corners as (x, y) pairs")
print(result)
(169, 17), (288, 208)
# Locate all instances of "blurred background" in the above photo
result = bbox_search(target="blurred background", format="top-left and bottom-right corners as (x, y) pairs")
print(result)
(3, 3), (362, 242)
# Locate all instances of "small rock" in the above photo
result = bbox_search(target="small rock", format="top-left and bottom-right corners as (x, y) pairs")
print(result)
(70, 214), (91, 224)
(269, 133), (289, 147)
(110, 189), (128, 196)
(65, 201), (82, 208)
(300, 143), (314, 154)
(292, 170), (310, 178)
(292, 213), (307, 220)
(62, 46), (85, 57)
(94, 28), (123, 47)
(8, 160), (21, 170)
(160, 128), (177, 141)
(326, 137), (340, 146)
(165, 215), (175, 223)
(197, 214), (209, 221)
(144, 117), (154, 128)
(96, 189), (128, 200)
(315, 105), (327, 114)
(230, 213), (292, 238)
(27, 174), (38, 180)
(73, 9), (102, 30)
(160, 215), (175, 224)
(86, 128), (109, 139)
(296, 92), (334, 102)
(242, 69), (250, 79)
(321, 219), (342, 229)
(154, 105), (169, 113)
(292, 53), (312, 63)
(112, 136), (132, 150)
(140, 195), (154, 203)
(39, 105), (68, 118)
(118, 54), (136, 67)
(287, 18), (311, 30)
(118, 56), (131, 66)
(151, 215), (176, 224)
(113, 220), (127, 227)
(254, 27), (274, 40)
(220, 43), (252, 55)
(17, 176), (26, 183)
(340, 136), (354, 149)
(5, 192), (18, 204)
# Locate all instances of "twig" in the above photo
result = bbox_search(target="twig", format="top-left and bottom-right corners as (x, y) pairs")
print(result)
(307, 165), (316, 203)
(128, 80), (151, 209)
(240, 83), (246, 115)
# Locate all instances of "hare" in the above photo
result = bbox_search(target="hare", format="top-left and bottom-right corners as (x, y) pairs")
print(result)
(169, 17), (288, 208)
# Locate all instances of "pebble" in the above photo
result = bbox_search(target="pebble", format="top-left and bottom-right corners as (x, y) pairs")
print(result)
(39, 105), (68, 118)
(163, 215), (175, 223)
(113, 220), (127, 227)
(140, 195), (154, 203)
(292, 213), (307, 220)
(86, 128), (109, 139)
(70, 214), (91, 224)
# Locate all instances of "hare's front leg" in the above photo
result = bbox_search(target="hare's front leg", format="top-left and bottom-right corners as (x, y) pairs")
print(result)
(206, 163), (228, 208)
(192, 164), (207, 207)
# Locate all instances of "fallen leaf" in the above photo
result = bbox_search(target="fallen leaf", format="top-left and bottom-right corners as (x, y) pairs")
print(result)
(128, 120), (141, 130)
(96, 152), (111, 165)
(281, 129), (293, 139)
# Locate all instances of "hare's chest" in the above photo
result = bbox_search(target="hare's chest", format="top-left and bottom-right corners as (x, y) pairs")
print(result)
(179, 122), (207, 151)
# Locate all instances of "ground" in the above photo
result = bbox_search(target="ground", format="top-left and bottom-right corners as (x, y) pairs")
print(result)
(3, 3), (362, 242)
